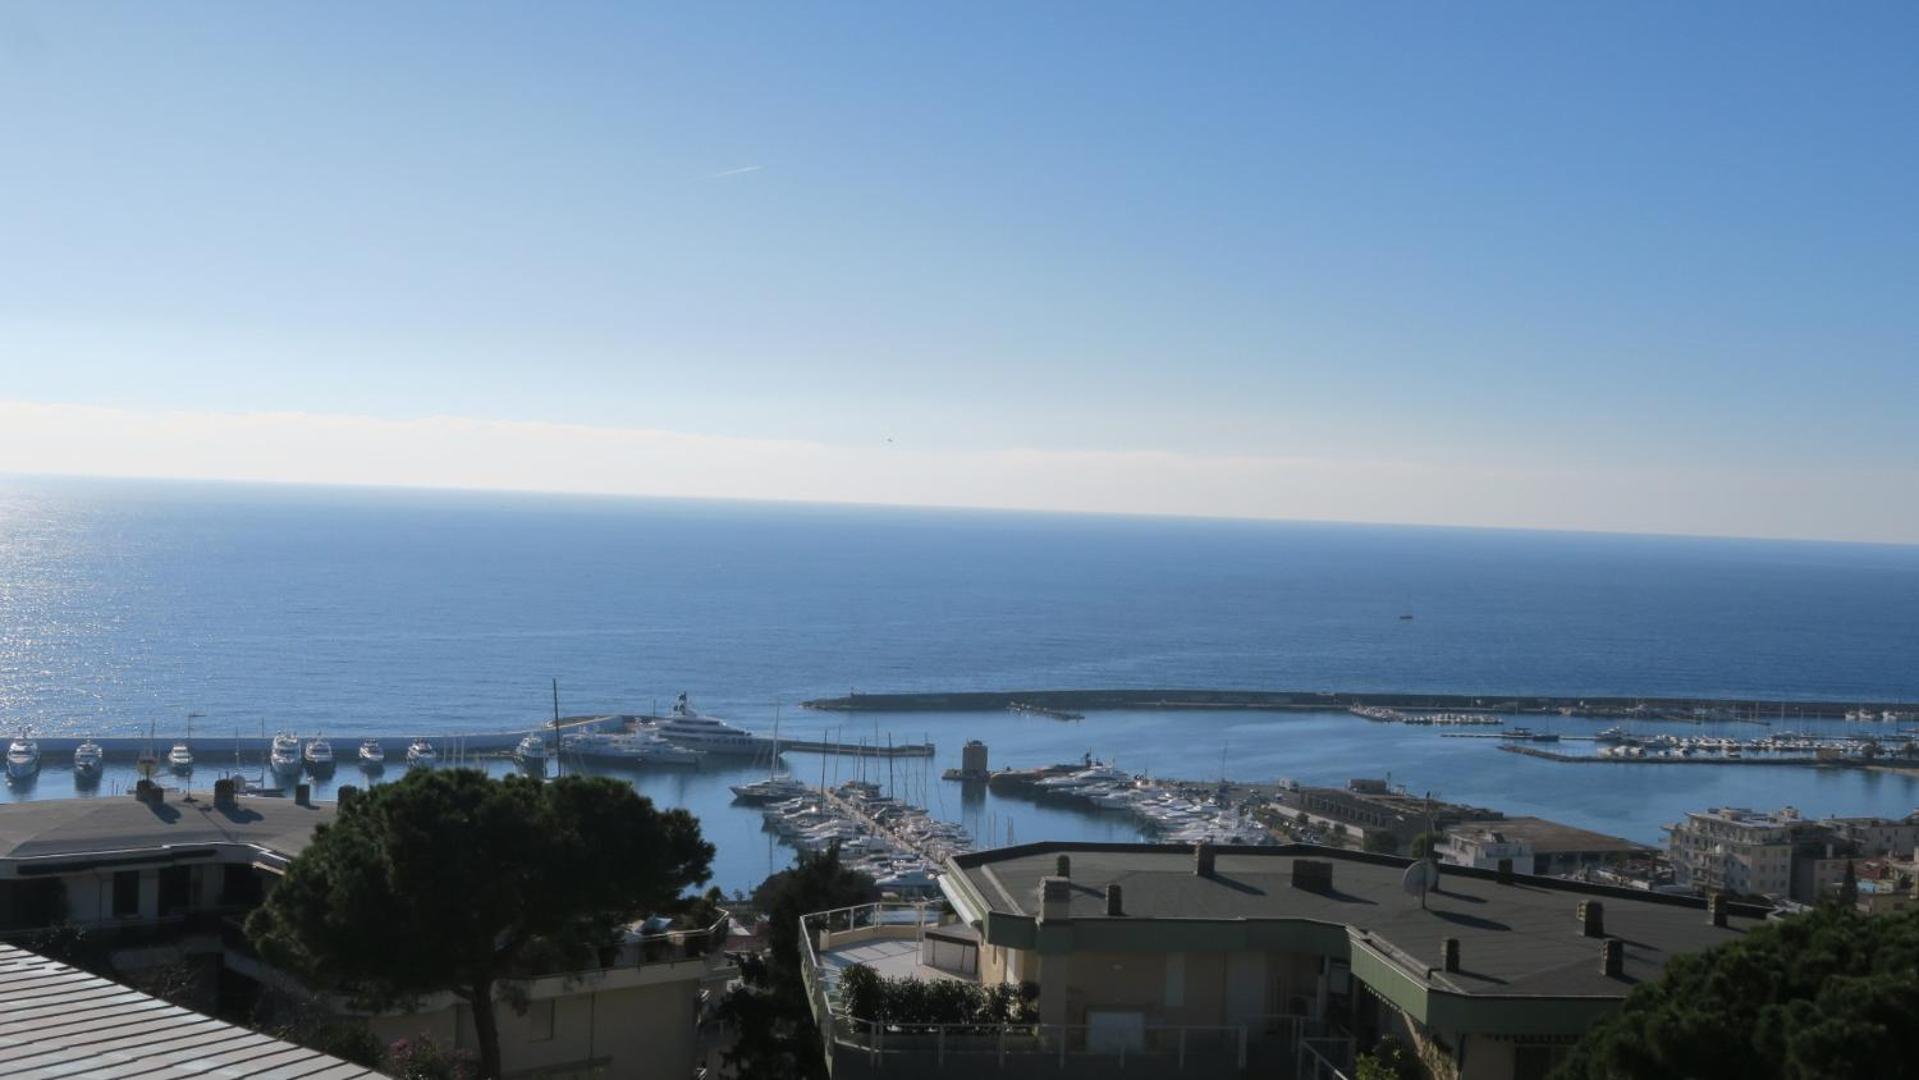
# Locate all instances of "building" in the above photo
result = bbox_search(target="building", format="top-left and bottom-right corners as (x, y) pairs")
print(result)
(1442, 817), (1653, 877)
(2, 938), (380, 1077)
(1664, 806), (1810, 898)
(1666, 806), (1919, 903)
(0, 786), (730, 1080)
(1272, 780), (1502, 852)
(801, 842), (1767, 1080)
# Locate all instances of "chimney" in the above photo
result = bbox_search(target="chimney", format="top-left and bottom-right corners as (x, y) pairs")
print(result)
(1442, 937), (1460, 973)
(1195, 842), (1216, 878)
(1708, 892), (1728, 928)
(1039, 876), (1071, 923)
(1106, 884), (1124, 916)
(337, 785), (359, 807)
(1600, 938), (1625, 978)
(1292, 859), (1333, 891)
(1496, 857), (1514, 884)
(212, 778), (235, 809)
(134, 779), (155, 803)
(1056, 854), (1072, 878)
(294, 783), (311, 807)
(1578, 900), (1605, 938)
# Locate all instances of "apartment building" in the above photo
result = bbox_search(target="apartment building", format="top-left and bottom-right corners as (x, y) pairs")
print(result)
(0, 786), (729, 1080)
(802, 842), (1766, 1080)
(1667, 806), (1919, 903)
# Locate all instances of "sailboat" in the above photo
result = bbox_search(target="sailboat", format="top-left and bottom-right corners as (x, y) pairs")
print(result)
(731, 704), (808, 802)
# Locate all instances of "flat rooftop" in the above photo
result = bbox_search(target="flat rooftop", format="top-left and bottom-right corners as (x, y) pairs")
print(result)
(0, 796), (336, 867)
(1454, 816), (1653, 856)
(952, 843), (1763, 1000)
(0, 941), (378, 1078)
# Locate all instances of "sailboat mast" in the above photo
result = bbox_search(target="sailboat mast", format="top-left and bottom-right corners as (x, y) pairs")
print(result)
(551, 677), (562, 779)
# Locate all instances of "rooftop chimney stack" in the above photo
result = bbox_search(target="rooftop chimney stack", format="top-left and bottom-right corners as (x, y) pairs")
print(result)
(1195, 842), (1216, 878)
(1708, 892), (1728, 928)
(1056, 854), (1071, 878)
(134, 779), (155, 803)
(212, 778), (235, 809)
(1292, 859), (1334, 891)
(1578, 900), (1605, 938)
(294, 783), (311, 807)
(1496, 858), (1514, 885)
(1600, 938), (1625, 978)
(1442, 937), (1461, 973)
(337, 785), (359, 807)
(1106, 884), (1124, 916)
(1039, 876), (1072, 924)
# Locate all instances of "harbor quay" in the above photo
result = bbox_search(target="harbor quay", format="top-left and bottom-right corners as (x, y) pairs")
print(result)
(803, 687), (1919, 722)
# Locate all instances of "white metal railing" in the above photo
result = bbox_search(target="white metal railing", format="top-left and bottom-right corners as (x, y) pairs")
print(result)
(836, 1018), (1251, 1071)
(1298, 1033), (1356, 1080)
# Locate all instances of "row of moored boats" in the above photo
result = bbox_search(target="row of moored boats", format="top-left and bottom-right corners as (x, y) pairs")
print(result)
(751, 779), (968, 894)
(1016, 762), (1274, 845)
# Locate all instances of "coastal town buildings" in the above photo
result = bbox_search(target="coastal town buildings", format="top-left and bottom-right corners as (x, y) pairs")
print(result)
(802, 841), (1769, 1080)
(1438, 817), (1653, 877)
(1665, 806), (1919, 904)
(1271, 779), (1501, 852)
(0, 785), (730, 1079)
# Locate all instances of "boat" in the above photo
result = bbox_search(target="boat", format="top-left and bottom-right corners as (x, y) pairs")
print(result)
(729, 775), (813, 803)
(167, 742), (194, 773)
(641, 693), (782, 757)
(358, 738), (386, 769)
(6, 733), (40, 781)
(72, 737), (105, 781)
(515, 732), (552, 766)
(268, 732), (303, 775)
(303, 736), (336, 773)
(405, 737), (437, 768)
(563, 730), (704, 767)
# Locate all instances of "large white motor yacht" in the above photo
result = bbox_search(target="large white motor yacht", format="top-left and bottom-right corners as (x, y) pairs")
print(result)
(72, 737), (105, 781)
(405, 737), (437, 768)
(304, 736), (336, 773)
(167, 742), (194, 773)
(515, 732), (551, 766)
(561, 730), (704, 767)
(6, 733), (40, 781)
(359, 738), (386, 769)
(268, 733), (303, 776)
(729, 775), (812, 803)
(642, 693), (782, 757)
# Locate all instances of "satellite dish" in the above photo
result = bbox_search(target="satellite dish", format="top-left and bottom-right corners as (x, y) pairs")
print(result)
(1402, 860), (1439, 907)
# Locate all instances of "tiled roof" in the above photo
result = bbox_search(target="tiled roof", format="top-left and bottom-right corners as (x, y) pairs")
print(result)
(0, 941), (380, 1078)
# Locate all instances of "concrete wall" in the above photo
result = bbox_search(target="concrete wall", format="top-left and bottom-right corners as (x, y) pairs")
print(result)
(367, 980), (699, 1080)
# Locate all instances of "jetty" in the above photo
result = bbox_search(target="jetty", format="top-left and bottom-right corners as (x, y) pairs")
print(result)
(800, 688), (1919, 722)
(1496, 745), (1856, 768)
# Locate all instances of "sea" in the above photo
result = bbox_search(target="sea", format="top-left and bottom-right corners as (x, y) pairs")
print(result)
(3, 475), (1919, 894)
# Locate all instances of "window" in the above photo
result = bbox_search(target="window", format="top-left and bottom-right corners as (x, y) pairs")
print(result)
(112, 871), (140, 918)
(158, 865), (193, 916)
(1515, 1043), (1569, 1080)
(526, 1000), (555, 1041)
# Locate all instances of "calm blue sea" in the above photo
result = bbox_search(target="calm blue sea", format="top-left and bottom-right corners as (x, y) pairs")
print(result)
(4, 475), (1919, 892)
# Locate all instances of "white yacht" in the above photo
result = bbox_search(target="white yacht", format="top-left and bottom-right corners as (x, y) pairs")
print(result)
(358, 738), (386, 769)
(515, 733), (551, 766)
(304, 737), (336, 772)
(167, 742), (194, 773)
(268, 733), (303, 776)
(6, 733), (40, 781)
(642, 694), (782, 757)
(72, 738), (105, 781)
(730, 775), (813, 803)
(405, 737), (437, 768)
(561, 730), (704, 767)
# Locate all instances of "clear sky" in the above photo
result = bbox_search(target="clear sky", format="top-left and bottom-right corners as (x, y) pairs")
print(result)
(1, 4), (1914, 541)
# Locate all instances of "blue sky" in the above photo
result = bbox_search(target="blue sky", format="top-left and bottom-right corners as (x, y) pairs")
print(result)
(1, 5), (1915, 540)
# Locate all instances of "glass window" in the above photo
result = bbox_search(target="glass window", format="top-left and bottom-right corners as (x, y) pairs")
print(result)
(112, 871), (140, 918)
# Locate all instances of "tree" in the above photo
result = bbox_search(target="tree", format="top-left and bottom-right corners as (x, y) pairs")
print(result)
(716, 845), (878, 1080)
(246, 769), (712, 1079)
(1552, 906), (1919, 1079)
(1362, 832), (1400, 855)
(1409, 831), (1440, 859)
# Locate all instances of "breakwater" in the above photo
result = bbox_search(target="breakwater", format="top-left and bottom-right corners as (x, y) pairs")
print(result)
(801, 689), (1919, 719)
(1496, 745), (1857, 767)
